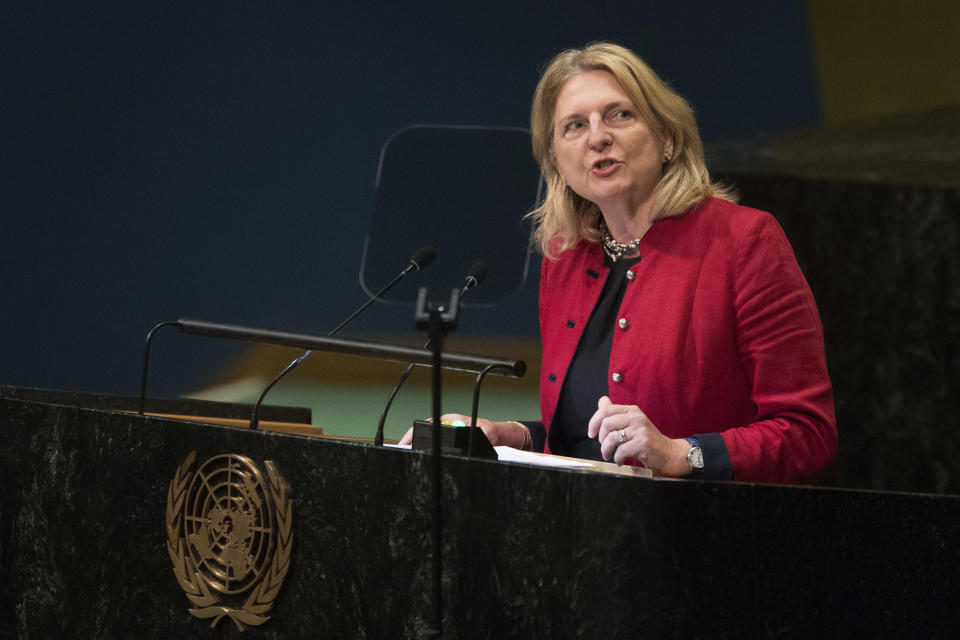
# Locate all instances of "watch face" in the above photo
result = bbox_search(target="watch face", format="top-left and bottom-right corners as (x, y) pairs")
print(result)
(688, 447), (704, 469)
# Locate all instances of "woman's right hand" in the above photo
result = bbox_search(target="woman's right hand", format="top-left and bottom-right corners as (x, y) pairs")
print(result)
(397, 415), (529, 449)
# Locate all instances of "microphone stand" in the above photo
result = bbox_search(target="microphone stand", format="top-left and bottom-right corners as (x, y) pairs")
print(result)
(373, 262), (486, 447)
(138, 321), (180, 416)
(137, 319), (524, 418)
(249, 246), (435, 429)
(414, 286), (461, 640)
(467, 363), (507, 457)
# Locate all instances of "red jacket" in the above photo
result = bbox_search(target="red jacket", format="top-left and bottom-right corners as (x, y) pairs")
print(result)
(538, 198), (837, 483)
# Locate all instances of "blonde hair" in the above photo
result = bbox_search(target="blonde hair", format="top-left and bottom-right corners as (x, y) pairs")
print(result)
(528, 42), (736, 258)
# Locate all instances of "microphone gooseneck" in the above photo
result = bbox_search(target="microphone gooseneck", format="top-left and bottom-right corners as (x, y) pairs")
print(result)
(373, 262), (488, 446)
(249, 245), (437, 429)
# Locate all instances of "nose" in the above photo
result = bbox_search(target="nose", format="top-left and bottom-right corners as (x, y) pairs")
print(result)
(587, 118), (612, 151)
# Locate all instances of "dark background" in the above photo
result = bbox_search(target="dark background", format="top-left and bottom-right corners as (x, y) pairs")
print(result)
(0, 1), (820, 396)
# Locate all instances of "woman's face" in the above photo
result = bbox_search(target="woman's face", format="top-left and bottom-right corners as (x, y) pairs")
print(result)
(552, 70), (669, 212)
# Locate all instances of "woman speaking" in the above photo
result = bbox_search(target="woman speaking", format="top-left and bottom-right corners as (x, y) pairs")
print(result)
(405, 42), (837, 484)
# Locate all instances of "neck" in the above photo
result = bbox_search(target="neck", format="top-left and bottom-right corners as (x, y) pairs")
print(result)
(599, 199), (656, 243)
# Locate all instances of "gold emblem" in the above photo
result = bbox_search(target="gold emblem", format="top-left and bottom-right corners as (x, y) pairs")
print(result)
(166, 451), (293, 630)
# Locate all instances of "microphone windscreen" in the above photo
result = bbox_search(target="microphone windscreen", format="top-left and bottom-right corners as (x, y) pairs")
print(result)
(466, 262), (487, 287)
(409, 245), (437, 270)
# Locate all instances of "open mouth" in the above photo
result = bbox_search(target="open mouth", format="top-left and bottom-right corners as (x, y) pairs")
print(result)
(593, 159), (617, 171)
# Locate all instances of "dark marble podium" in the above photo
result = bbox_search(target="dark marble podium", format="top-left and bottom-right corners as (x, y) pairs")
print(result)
(2, 389), (959, 638)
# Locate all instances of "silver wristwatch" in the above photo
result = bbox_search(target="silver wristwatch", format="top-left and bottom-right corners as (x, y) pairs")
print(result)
(685, 438), (704, 471)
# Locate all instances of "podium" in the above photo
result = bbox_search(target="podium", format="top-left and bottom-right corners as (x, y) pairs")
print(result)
(2, 386), (959, 638)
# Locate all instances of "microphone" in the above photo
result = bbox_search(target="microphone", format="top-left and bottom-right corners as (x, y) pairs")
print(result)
(373, 262), (488, 446)
(461, 262), (486, 295)
(330, 244), (436, 335)
(408, 245), (438, 272)
(249, 245), (437, 429)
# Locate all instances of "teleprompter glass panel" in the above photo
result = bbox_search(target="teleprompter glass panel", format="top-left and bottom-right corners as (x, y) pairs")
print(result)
(360, 125), (542, 307)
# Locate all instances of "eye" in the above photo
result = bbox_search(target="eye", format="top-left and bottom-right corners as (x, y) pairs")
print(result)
(611, 109), (632, 120)
(562, 120), (585, 135)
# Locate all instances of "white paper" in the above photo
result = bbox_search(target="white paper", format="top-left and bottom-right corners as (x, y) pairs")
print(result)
(493, 446), (595, 468)
(385, 443), (594, 469)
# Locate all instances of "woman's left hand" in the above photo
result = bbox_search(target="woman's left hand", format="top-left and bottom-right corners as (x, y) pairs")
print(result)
(587, 396), (691, 476)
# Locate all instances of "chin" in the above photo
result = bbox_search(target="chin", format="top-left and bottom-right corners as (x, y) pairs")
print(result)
(588, 185), (631, 202)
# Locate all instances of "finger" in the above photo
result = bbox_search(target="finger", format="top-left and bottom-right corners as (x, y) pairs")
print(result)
(599, 425), (630, 461)
(602, 399), (640, 415)
(587, 395), (614, 438)
(613, 439), (641, 466)
(622, 427), (670, 469)
(599, 431), (617, 461)
(440, 413), (471, 426)
(613, 443), (627, 466)
(596, 413), (632, 444)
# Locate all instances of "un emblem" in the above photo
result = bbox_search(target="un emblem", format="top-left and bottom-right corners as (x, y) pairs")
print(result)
(166, 451), (293, 630)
